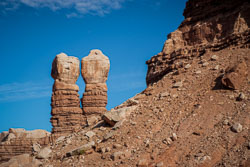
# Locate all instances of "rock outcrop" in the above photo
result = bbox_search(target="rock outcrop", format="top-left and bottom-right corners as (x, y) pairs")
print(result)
(50, 53), (84, 138)
(146, 0), (250, 85)
(0, 128), (50, 163)
(81, 49), (110, 115)
(0, 154), (42, 167)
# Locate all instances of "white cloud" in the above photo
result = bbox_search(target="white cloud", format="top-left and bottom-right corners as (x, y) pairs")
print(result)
(0, 82), (51, 102)
(0, 0), (127, 17)
(66, 12), (78, 18)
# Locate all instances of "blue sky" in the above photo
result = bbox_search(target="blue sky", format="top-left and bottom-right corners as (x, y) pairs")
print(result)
(0, 0), (187, 132)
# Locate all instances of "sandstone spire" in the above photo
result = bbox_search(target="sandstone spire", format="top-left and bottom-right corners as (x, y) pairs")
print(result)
(81, 49), (110, 115)
(50, 53), (83, 138)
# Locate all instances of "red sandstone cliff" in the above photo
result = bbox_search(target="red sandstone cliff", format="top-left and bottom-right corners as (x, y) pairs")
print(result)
(146, 0), (250, 85)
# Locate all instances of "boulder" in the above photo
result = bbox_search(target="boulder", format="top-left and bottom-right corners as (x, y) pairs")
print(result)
(173, 81), (183, 88)
(137, 159), (149, 167)
(222, 61), (248, 90)
(85, 131), (96, 138)
(102, 106), (137, 126)
(37, 147), (52, 159)
(111, 150), (131, 161)
(66, 141), (95, 157)
(231, 123), (243, 133)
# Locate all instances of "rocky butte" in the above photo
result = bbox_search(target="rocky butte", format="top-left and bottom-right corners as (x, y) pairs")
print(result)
(0, 0), (249, 166)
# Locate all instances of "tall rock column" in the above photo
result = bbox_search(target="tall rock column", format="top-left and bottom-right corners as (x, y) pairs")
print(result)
(81, 49), (110, 116)
(50, 53), (83, 138)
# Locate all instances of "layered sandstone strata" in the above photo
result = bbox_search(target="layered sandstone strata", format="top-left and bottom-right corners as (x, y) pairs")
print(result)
(50, 53), (83, 138)
(0, 128), (50, 163)
(146, 0), (250, 85)
(81, 49), (110, 115)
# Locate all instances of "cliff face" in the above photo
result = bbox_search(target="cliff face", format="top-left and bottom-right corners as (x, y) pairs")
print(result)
(146, 0), (250, 85)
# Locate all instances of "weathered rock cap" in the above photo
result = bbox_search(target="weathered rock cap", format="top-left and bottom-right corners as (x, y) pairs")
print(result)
(81, 49), (110, 84)
(51, 53), (80, 84)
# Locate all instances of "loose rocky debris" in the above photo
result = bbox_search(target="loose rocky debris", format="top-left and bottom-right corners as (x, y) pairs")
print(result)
(173, 81), (183, 88)
(111, 150), (131, 161)
(212, 65), (219, 70)
(237, 92), (246, 101)
(66, 141), (95, 157)
(0, 154), (42, 167)
(156, 161), (164, 167)
(85, 131), (96, 138)
(37, 147), (52, 159)
(231, 123), (243, 133)
(103, 131), (115, 141)
(184, 64), (191, 69)
(87, 115), (101, 126)
(211, 55), (218, 61)
(137, 159), (149, 167)
(202, 62), (209, 67)
(171, 133), (178, 141)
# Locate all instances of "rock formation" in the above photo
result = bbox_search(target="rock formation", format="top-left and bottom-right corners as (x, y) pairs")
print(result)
(81, 49), (110, 116)
(146, 0), (250, 85)
(0, 128), (50, 163)
(50, 53), (83, 138)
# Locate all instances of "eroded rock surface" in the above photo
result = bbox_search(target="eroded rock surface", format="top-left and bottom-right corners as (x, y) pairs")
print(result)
(81, 49), (110, 115)
(146, 0), (250, 85)
(51, 53), (84, 138)
(0, 129), (50, 163)
(0, 154), (42, 167)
